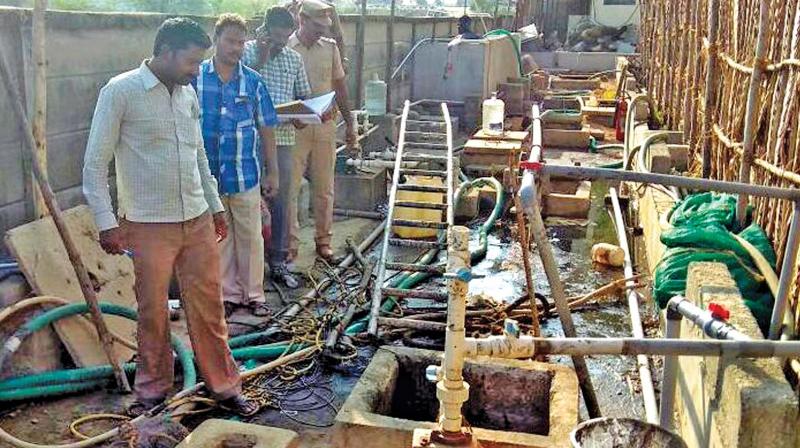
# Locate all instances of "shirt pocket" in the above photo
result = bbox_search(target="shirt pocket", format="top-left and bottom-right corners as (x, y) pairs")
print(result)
(175, 104), (200, 146)
(233, 96), (256, 126)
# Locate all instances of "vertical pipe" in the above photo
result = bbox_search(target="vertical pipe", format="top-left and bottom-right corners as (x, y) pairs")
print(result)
(32, 0), (48, 218)
(609, 188), (659, 424)
(769, 201), (800, 339)
(438, 226), (471, 434)
(355, 0), (368, 109)
(659, 307), (682, 430)
(736, 0), (771, 226)
(384, 0), (396, 113)
(527, 187), (601, 417)
(522, 104), (601, 417)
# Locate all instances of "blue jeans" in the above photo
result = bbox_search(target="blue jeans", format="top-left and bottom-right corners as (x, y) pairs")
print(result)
(268, 145), (293, 268)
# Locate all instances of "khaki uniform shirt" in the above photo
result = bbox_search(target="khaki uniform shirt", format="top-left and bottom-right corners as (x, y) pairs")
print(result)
(287, 34), (345, 138)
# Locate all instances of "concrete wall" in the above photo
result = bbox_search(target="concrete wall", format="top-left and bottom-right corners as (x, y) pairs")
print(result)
(589, 0), (640, 27)
(674, 262), (798, 448)
(0, 7), (464, 248)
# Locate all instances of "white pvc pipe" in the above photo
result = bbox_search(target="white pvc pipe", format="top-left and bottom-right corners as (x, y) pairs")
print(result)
(438, 226), (471, 434)
(609, 188), (659, 424)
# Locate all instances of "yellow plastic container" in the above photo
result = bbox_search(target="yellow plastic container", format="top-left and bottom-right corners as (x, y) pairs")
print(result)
(392, 175), (445, 239)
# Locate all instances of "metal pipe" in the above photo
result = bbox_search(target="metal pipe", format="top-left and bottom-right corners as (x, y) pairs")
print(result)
(333, 209), (382, 220)
(267, 219), (385, 340)
(438, 226), (471, 434)
(659, 307), (682, 430)
(346, 158), (420, 169)
(736, 0), (771, 227)
(369, 101), (411, 335)
(391, 38), (453, 80)
(624, 94), (658, 162)
(769, 201), (800, 339)
(465, 335), (800, 358)
(534, 164), (800, 201)
(668, 296), (750, 341)
(520, 104), (602, 418)
(609, 188), (658, 424)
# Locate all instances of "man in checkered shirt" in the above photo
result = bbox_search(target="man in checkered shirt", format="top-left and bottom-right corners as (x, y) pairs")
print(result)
(243, 6), (312, 289)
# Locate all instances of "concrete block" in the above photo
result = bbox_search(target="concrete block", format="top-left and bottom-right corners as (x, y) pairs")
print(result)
(647, 141), (672, 174)
(462, 139), (523, 169)
(581, 106), (616, 127)
(543, 180), (591, 219)
(554, 51), (626, 72)
(586, 127), (606, 142)
(176, 419), (299, 448)
(456, 188), (479, 221)
(669, 144), (690, 172)
(675, 263), (799, 448)
(543, 129), (591, 148)
(549, 78), (601, 91)
(638, 186), (676, 275)
(334, 169), (387, 212)
(499, 82), (525, 115)
(334, 346), (579, 448)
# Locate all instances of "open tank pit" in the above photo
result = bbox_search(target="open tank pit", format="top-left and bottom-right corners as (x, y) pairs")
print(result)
(333, 346), (579, 448)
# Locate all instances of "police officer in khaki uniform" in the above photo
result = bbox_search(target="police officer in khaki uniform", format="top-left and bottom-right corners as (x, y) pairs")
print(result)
(286, 0), (358, 263)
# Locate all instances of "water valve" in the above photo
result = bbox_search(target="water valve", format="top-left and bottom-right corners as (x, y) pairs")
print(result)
(504, 319), (520, 338)
(425, 365), (441, 383)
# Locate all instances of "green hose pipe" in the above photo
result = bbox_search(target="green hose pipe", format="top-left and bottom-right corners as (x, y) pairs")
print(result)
(0, 363), (136, 391)
(483, 29), (524, 77)
(0, 380), (109, 402)
(345, 177), (505, 335)
(0, 302), (196, 391)
(230, 343), (304, 360)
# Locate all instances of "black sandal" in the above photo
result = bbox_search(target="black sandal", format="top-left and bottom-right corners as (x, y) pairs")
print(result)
(248, 302), (272, 317)
(218, 395), (260, 417)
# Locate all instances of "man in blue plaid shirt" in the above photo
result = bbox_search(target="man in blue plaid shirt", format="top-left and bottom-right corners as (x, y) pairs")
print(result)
(243, 6), (312, 289)
(193, 13), (279, 317)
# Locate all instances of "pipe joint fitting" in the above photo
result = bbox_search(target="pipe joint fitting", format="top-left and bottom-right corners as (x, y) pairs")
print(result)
(436, 380), (470, 405)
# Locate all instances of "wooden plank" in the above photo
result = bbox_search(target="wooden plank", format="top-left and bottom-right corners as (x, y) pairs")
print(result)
(5, 205), (136, 366)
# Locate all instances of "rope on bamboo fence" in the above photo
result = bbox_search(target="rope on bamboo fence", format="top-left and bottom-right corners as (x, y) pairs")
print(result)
(712, 124), (800, 185)
(702, 39), (800, 73)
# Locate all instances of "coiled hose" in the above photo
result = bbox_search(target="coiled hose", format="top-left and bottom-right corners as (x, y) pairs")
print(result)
(0, 302), (196, 400)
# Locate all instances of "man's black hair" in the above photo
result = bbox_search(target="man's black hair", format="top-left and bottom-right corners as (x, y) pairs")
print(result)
(153, 17), (212, 57)
(264, 6), (296, 31)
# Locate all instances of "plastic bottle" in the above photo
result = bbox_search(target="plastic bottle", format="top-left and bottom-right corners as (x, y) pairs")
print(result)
(365, 73), (387, 116)
(482, 92), (505, 135)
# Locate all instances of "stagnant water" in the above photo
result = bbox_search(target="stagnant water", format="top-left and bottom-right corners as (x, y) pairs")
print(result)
(468, 180), (657, 420)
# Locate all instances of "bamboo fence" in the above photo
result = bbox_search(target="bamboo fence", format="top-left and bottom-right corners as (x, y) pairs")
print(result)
(640, 0), (800, 331)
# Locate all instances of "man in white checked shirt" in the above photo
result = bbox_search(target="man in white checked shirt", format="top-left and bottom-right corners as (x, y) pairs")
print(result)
(82, 18), (258, 417)
(243, 6), (312, 289)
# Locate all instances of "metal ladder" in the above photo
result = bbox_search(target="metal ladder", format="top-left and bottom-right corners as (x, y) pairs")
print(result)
(367, 100), (456, 335)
